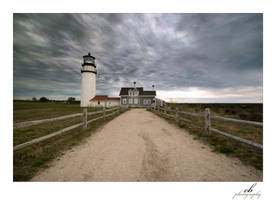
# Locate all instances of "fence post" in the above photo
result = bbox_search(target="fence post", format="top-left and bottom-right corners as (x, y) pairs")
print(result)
(164, 104), (167, 115)
(205, 108), (211, 135)
(175, 107), (179, 123)
(103, 107), (106, 120)
(158, 104), (160, 114)
(83, 108), (87, 129)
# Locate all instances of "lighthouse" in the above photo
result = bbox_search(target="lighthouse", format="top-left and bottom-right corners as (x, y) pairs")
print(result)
(80, 52), (97, 107)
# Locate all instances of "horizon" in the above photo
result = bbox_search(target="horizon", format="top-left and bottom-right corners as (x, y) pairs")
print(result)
(13, 96), (263, 104)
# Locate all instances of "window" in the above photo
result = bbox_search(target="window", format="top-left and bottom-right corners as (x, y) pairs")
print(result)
(122, 98), (127, 104)
(84, 57), (95, 64)
(143, 99), (151, 105)
(128, 90), (133, 96)
(129, 98), (133, 104)
(128, 89), (139, 96)
(98, 101), (100, 105)
(134, 98), (138, 104)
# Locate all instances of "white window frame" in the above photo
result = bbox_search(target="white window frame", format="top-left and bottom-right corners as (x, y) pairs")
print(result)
(128, 90), (133, 96)
(143, 99), (151, 105)
(122, 98), (127, 104)
(134, 98), (138, 104)
(129, 98), (133, 104)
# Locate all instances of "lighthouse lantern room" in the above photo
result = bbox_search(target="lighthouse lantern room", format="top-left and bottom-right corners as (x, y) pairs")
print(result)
(80, 52), (97, 107)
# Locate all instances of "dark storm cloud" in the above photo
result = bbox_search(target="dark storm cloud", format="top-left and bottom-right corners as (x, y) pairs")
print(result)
(13, 13), (262, 102)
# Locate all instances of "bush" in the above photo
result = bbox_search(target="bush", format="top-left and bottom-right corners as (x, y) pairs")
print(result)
(249, 113), (263, 122)
(39, 97), (49, 102)
(238, 113), (248, 120)
(215, 146), (234, 154)
(67, 97), (76, 103)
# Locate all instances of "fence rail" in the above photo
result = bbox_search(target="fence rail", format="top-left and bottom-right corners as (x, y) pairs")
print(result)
(14, 107), (119, 129)
(149, 105), (263, 149)
(180, 117), (204, 128)
(179, 110), (204, 117)
(14, 113), (83, 129)
(209, 127), (263, 149)
(211, 115), (263, 126)
(13, 107), (121, 151)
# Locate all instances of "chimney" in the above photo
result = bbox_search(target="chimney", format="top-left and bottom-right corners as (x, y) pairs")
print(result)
(133, 81), (136, 89)
(152, 85), (155, 90)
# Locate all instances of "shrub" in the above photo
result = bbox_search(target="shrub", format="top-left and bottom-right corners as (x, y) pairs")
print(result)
(67, 97), (76, 104)
(215, 146), (234, 154)
(39, 97), (49, 102)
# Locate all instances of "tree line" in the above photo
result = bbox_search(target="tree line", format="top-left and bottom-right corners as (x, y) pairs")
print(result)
(31, 97), (79, 103)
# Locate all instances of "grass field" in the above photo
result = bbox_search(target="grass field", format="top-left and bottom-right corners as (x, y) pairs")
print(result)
(13, 101), (263, 180)
(152, 103), (263, 170)
(13, 101), (103, 123)
(13, 101), (127, 181)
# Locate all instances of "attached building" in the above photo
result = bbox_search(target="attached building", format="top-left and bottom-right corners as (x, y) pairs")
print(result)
(119, 82), (156, 107)
(90, 95), (120, 107)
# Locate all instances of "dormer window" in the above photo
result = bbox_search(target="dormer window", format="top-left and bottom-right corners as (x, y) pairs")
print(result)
(128, 89), (139, 96)
(128, 90), (133, 96)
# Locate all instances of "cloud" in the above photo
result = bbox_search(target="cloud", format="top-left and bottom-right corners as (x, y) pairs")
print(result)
(13, 13), (262, 102)
(157, 86), (263, 103)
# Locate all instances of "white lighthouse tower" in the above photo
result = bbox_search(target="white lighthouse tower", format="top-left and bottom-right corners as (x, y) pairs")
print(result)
(80, 52), (97, 107)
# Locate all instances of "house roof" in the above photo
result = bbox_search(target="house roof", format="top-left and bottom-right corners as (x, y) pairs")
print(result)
(119, 87), (143, 95)
(90, 95), (120, 101)
(142, 90), (156, 95)
(91, 95), (108, 101)
(119, 87), (156, 96)
(107, 97), (120, 100)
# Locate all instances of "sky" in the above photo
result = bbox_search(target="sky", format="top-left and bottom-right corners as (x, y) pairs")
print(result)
(13, 13), (263, 103)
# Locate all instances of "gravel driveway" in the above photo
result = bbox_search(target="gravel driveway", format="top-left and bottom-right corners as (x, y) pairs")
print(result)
(32, 108), (262, 181)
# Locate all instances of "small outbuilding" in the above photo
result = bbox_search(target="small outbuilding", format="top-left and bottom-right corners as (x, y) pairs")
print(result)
(90, 95), (120, 107)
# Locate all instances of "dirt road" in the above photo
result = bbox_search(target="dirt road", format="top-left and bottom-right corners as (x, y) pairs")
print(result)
(32, 109), (262, 181)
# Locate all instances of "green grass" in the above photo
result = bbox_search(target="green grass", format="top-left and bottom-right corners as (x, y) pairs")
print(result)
(13, 112), (105, 146)
(14, 116), (82, 146)
(13, 108), (128, 181)
(168, 103), (263, 122)
(13, 101), (103, 123)
(13, 101), (107, 146)
(149, 103), (263, 170)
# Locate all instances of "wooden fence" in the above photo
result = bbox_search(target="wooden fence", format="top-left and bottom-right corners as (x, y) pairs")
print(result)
(149, 105), (263, 149)
(14, 107), (121, 151)
(14, 109), (112, 129)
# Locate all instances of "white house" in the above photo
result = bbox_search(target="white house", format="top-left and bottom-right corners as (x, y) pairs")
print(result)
(119, 82), (156, 107)
(90, 95), (120, 107)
